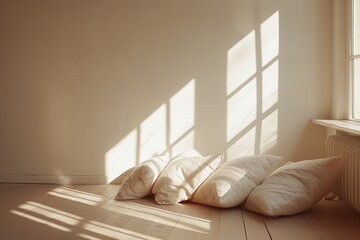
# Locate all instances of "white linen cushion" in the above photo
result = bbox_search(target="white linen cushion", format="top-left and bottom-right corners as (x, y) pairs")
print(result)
(191, 155), (283, 208)
(152, 153), (224, 205)
(115, 156), (170, 200)
(115, 149), (202, 200)
(245, 156), (343, 217)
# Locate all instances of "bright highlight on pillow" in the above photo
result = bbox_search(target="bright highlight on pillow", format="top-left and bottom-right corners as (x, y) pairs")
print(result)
(115, 149), (202, 200)
(191, 155), (283, 208)
(152, 153), (224, 205)
(245, 156), (343, 217)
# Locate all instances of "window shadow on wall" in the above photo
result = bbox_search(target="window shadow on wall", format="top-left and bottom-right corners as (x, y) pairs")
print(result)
(105, 9), (280, 183)
(105, 80), (196, 183)
(226, 11), (279, 161)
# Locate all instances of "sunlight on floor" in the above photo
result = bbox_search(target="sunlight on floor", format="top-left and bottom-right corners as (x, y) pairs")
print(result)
(6, 184), (360, 240)
(19, 201), (82, 225)
(83, 220), (161, 240)
(9, 185), (214, 239)
(48, 186), (103, 206)
(10, 210), (72, 232)
(103, 199), (213, 234)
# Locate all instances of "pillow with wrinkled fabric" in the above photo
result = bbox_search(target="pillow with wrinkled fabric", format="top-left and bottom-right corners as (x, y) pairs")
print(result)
(245, 156), (343, 217)
(191, 155), (283, 208)
(115, 156), (170, 200)
(115, 149), (202, 200)
(153, 153), (224, 205)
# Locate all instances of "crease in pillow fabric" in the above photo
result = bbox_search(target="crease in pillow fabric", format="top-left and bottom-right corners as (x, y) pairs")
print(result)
(115, 156), (170, 200)
(152, 153), (224, 205)
(191, 155), (283, 208)
(115, 149), (203, 200)
(245, 156), (343, 217)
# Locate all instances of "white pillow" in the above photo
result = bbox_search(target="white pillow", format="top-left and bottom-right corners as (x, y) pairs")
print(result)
(245, 156), (343, 217)
(115, 156), (170, 200)
(152, 153), (224, 205)
(191, 155), (283, 208)
(115, 149), (202, 200)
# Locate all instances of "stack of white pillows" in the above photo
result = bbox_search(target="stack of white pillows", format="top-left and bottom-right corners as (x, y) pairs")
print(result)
(115, 149), (343, 217)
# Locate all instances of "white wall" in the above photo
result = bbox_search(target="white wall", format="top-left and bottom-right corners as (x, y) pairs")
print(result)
(0, 0), (332, 183)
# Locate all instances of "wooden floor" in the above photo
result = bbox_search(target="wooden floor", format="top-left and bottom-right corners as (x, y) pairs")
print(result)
(1, 184), (360, 240)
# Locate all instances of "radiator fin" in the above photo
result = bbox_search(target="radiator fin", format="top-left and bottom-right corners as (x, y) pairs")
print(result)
(326, 135), (360, 212)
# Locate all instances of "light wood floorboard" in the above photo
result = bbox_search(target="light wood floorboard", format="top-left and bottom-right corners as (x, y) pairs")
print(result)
(219, 207), (246, 240)
(242, 210), (271, 240)
(1, 184), (360, 240)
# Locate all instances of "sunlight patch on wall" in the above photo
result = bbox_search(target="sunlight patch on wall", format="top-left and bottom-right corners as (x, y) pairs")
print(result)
(259, 11), (279, 154)
(105, 129), (137, 183)
(227, 127), (256, 160)
(260, 109), (278, 153)
(226, 11), (279, 160)
(227, 78), (257, 142)
(105, 80), (195, 183)
(227, 31), (256, 95)
(170, 80), (195, 143)
(261, 11), (279, 66)
(262, 60), (278, 112)
(140, 104), (167, 160)
(171, 130), (195, 157)
(169, 79), (195, 156)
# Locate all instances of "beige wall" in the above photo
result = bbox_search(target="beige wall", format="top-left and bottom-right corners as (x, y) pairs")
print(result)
(0, 0), (332, 183)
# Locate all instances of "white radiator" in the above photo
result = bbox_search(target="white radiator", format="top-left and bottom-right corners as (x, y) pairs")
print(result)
(326, 134), (360, 211)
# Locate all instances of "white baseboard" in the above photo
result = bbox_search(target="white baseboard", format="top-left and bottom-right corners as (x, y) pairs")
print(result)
(0, 174), (108, 184)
